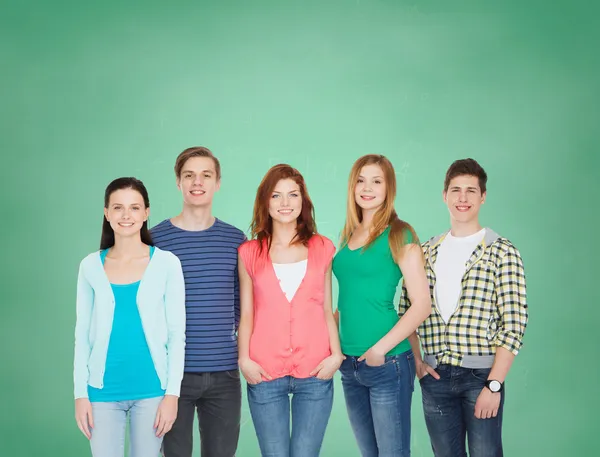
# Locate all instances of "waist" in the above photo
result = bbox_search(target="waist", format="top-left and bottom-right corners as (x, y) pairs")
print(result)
(424, 354), (495, 369)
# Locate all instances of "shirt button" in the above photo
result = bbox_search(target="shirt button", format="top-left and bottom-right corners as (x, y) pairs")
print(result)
(290, 348), (293, 353)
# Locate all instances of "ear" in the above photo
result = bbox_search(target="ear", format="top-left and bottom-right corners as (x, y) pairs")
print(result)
(442, 190), (448, 204)
(144, 207), (150, 221)
(104, 207), (109, 222)
(176, 177), (181, 191)
(481, 191), (487, 204)
(215, 177), (221, 192)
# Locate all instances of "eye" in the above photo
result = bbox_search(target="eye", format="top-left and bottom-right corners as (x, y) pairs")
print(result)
(132, 206), (140, 211)
(290, 193), (299, 197)
(271, 194), (279, 199)
(357, 178), (364, 183)
(374, 180), (382, 185)
(204, 174), (211, 178)
(468, 189), (476, 193)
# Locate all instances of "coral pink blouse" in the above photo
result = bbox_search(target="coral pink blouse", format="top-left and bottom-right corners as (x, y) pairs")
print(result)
(238, 234), (336, 379)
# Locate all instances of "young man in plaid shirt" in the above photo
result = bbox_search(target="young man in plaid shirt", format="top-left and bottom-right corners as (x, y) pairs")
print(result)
(400, 159), (528, 457)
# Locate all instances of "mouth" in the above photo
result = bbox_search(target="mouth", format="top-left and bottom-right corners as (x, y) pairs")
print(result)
(360, 195), (376, 201)
(455, 205), (471, 212)
(278, 209), (294, 215)
(118, 222), (135, 227)
(190, 189), (205, 196)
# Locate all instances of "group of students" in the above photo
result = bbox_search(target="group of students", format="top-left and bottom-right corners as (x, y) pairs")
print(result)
(74, 147), (528, 457)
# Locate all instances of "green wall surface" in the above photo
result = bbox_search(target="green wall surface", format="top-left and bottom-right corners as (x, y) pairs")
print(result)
(1, 1), (597, 455)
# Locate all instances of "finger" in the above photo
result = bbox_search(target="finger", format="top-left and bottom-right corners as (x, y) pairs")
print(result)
(156, 418), (166, 437)
(154, 410), (161, 429)
(492, 408), (498, 418)
(357, 353), (366, 362)
(81, 418), (91, 440)
(309, 364), (322, 376)
(77, 420), (88, 439)
(87, 409), (94, 431)
(474, 408), (481, 419)
(259, 367), (272, 381)
(428, 367), (441, 380)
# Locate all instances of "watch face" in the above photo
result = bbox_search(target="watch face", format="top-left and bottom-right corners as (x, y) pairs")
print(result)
(489, 380), (501, 392)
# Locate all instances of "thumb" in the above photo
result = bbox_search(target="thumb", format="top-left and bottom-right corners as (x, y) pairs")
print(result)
(154, 409), (161, 429)
(357, 352), (367, 362)
(88, 408), (94, 430)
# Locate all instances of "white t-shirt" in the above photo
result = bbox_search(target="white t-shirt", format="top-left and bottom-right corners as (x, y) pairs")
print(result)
(433, 228), (486, 323)
(272, 259), (308, 302)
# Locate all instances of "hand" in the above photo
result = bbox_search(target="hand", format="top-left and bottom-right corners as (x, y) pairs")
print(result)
(75, 398), (94, 440)
(310, 353), (345, 379)
(239, 357), (272, 384)
(358, 346), (386, 367)
(474, 387), (501, 419)
(416, 360), (440, 380)
(154, 395), (178, 437)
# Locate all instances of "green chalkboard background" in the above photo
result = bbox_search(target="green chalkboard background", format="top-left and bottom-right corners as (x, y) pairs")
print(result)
(1, 0), (597, 455)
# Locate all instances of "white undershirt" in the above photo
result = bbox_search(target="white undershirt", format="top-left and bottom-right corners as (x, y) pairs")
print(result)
(272, 259), (308, 302)
(433, 228), (486, 323)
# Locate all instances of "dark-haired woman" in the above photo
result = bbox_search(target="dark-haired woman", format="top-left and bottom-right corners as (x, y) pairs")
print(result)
(237, 165), (343, 457)
(73, 177), (186, 457)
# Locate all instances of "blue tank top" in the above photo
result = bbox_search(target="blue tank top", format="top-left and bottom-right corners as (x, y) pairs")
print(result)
(88, 246), (165, 402)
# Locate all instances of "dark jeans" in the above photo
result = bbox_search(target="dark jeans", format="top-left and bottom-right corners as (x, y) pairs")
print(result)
(420, 365), (504, 457)
(247, 376), (334, 457)
(339, 350), (416, 457)
(163, 370), (241, 457)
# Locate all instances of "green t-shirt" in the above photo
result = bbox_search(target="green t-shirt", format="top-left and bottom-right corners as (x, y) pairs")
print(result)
(333, 226), (413, 356)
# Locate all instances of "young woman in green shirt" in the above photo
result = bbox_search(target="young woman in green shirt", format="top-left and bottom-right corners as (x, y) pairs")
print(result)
(333, 154), (432, 457)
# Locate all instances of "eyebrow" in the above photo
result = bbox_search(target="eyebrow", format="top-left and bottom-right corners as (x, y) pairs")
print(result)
(182, 169), (214, 174)
(358, 175), (383, 179)
(272, 189), (300, 194)
(450, 186), (479, 190)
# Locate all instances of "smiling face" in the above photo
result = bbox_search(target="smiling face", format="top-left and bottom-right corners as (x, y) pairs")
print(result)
(354, 163), (387, 213)
(268, 178), (303, 225)
(443, 174), (486, 225)
(103, 188), (149, 238)
(177, 156), (220, 207)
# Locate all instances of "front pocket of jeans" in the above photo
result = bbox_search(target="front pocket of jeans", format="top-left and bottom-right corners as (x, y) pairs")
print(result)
(471, 368), (491, 381)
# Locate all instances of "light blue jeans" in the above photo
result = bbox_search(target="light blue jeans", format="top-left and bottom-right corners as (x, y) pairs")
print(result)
(90, 396), (163, 457)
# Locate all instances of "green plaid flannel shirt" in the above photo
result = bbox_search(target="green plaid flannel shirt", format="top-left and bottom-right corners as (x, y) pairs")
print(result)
(399, 229), (528, 367)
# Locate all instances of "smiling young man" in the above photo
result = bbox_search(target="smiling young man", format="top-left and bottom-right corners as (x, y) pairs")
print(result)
(400, 158), (528, 457)
(151, 147), (246, 457)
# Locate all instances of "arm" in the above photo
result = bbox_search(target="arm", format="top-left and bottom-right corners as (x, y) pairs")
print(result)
(233, 263), (240, 331)
(360, 244), (431, 362)
(155, 254), (186, 437)
(311, 266), (344, 378)
(164, 255), (186, 397)
(475, 245), (528, 419)
(74, 260), (94, 439)
(74, 262), (93, 400)
(237, 253), (271, 383)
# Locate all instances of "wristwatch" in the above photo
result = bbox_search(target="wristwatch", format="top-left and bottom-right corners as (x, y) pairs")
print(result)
(485, 379), (504, 393)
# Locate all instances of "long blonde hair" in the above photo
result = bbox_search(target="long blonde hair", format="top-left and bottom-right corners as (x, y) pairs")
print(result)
(340, 154), (419, 263)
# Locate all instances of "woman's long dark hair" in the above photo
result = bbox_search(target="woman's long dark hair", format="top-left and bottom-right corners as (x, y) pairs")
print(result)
(100, 177), (154, 250)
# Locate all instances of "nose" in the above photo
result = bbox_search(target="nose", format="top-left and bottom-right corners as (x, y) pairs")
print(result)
(458, 190), (468, 202)
(194, 175), (203, 186)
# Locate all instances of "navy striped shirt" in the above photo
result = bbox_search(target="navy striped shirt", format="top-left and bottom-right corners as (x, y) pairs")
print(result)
(150, 218), (246, 372)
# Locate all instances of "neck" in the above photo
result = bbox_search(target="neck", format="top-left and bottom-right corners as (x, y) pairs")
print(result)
(110, 234), (147, 258)
(174, 204), (215, 231)
(271, 221), (299, 246)
(449, 219), (483, 237)
(359, 208), (378, 232)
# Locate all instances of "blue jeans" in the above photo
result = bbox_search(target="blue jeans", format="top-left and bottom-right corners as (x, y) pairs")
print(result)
(419, 365), (505, 457)
(339, 350), (416, 457)
(90, 396), (163, 457)
(247, 376), (334, 457)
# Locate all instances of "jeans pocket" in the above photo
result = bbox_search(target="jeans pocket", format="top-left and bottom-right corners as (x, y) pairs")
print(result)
(224, 369), (241, 380)
(471, 368), (492, 382)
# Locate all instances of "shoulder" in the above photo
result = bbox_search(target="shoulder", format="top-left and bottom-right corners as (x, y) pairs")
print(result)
(489, 236), (522, 262)
(214, 219), (247, 244)
(238, 239), (260, 255)
(152, 247), (182, 268)
(311, 234), (335, 249)
(79, 251), (100, 270)
(149, 219), (171, 234)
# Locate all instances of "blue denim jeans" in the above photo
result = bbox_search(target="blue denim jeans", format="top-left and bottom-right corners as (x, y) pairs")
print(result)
(247, 376), (334, 457)
(339, 350), (416, 457)
(90, 396), (163, 457)
(419, 365), (505, 457)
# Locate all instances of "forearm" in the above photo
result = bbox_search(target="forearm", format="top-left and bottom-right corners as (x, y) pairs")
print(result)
(408, 332), (423, 362)
(373, 301), (430, 355)
(237, 315), (253, 361)
(488, 347), (515, 383)
(325, 312), (343, 356)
